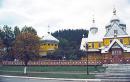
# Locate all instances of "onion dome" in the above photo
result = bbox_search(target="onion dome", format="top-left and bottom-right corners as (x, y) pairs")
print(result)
(41, 32), (59, 43)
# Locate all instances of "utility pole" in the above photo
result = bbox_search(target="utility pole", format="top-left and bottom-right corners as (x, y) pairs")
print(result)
(86, 43), (89, 75)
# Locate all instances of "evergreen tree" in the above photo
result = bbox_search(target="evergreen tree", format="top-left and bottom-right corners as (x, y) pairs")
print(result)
(0, 25), (15, 60)
(14, 26), (21, 37)
(21, 26), (37, 35)
(0, 39), (5, 64)
(47, 29), (88, 60)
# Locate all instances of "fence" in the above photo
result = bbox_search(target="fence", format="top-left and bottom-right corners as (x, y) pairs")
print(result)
(2, 58), (130, 66)
(2, 60), (102, 66)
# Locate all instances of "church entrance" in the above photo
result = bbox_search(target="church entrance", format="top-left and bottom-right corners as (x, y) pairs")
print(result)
(111, 48), (123, 64)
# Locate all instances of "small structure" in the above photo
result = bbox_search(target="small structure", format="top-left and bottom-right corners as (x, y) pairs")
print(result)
(80, 8), (130, 64)
(39, 32), (59, 56)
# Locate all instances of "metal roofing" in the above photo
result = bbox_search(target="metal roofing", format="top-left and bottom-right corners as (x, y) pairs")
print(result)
(41, 33), (59, 43)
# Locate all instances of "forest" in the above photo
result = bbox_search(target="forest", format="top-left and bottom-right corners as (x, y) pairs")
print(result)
(47, 29), (88, 60)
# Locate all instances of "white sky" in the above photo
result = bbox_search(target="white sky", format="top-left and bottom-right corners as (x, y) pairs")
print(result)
(0, 0), (130, 36)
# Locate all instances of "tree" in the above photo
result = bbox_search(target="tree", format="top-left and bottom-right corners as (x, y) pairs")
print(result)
(47, 49), (65, 60)
(0, 25), (15, 60)
(48, 29), (89, 60)
(0, 39), (5, 65)
(21, 26), (37, 35)
(14, 26), (20, 37)
(13, 32), (40, 74)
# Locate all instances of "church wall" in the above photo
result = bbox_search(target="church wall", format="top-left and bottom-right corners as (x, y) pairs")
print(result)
(81, 52), (130, 64)
(88, 42), (92, 48)
(88, 42), (103, 49)
(40, 43), (58, 51)
(104, 53), (112, 60)
(39, 43), (58, 56)
(94, 42), (99, 49)
(103, 38), (110, 46)
(103, 37), (130, 47)
(81, 52), (103, 62)
(124, 53), (130, 58)
(123, 37), (129, 45)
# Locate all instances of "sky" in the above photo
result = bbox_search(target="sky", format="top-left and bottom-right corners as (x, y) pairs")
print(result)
(0, 0), (130, 36)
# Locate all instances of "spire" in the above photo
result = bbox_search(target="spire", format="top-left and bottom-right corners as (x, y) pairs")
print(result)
(113, 7), (116, 15)
(48, 25), (50, 34)
(91, 14), (96, 27)
(92, 14), (95, 24)
(111, 7), (119, 22)
(90, 15), (98, 34)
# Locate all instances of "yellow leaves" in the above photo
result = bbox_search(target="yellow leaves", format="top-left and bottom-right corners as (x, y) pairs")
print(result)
(13, 32), (40, 60)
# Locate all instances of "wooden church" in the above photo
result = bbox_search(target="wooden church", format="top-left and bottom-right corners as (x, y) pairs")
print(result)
(80, 8), (130, 64)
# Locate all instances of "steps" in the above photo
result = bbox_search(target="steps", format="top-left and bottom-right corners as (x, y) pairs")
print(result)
(96, 64), (130, 80)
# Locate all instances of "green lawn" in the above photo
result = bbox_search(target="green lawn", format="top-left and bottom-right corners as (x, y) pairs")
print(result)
(0, 65), (105, 72)
(0, 65), (105, 79)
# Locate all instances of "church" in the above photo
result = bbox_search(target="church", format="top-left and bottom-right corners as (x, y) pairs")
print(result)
(80, 8), (130, 64)
(39, 32), (59, 56)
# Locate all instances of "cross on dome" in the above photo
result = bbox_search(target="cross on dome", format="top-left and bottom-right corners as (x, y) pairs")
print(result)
(92, 14), (95, 23)
(113, 7), (117, 15)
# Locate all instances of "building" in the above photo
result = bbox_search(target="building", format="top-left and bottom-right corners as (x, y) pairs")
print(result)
(80, 8), (130, 64)
(39, 32), (59, 56)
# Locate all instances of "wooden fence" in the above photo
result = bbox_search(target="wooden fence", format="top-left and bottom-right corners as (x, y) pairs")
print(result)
(2, 60), (102, 66)
(2, 59), (130, 66)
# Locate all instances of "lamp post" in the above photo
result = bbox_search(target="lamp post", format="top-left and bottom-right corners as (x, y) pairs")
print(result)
(85, 43), (89, 75)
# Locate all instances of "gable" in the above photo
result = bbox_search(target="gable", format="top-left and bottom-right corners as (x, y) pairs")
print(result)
(101, 39), (127, 53)
(111, 42), (122, 49)
(106, 39), (126, 51)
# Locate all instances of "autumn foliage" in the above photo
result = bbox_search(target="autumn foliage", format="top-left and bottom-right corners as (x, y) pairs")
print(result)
(13, 32), (40, 64)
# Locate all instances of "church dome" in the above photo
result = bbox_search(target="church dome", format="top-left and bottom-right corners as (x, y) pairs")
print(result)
(41, 32), (59, 43)
(90, 18), (98, 34)
(90, 27), (98, 34)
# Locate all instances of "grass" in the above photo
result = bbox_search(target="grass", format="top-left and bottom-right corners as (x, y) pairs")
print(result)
(0, 65), (105, 72)
(0, 65), (105, 79)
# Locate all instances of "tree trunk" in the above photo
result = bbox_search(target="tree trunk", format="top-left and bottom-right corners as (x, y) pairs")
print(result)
(0, 60), (2, 67)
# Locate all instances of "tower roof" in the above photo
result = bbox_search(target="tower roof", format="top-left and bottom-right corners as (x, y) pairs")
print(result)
(87, 17), (104, 42)
(90, 17), (98, 35)
(41, 32), (59, 43)
(104, 8), (128, 38)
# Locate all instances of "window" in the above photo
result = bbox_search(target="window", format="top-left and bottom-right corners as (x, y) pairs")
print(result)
(120, 39), (123, 43)
(114, 30), (118, 35)
(110, 39), (113, 43)
(92, 43), (94, 48)
(99, 43), (101, 47)
(55, 44), (57, 46)
(112, 50), (122, 55)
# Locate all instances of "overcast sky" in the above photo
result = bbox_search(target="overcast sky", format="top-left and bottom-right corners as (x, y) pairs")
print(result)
(0, 0), (130, 36)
